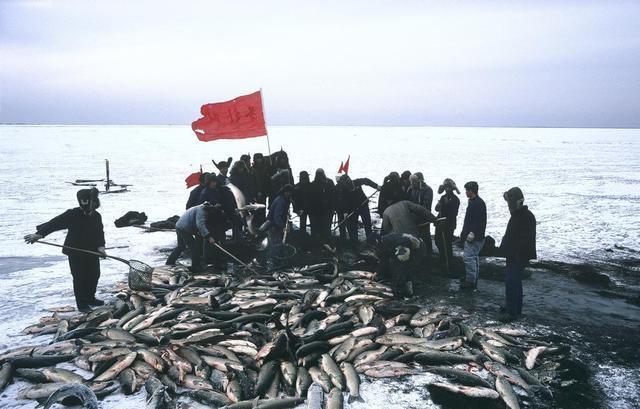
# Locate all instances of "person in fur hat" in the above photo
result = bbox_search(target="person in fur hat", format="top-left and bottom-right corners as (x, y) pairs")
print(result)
(434, 178), (460, 273)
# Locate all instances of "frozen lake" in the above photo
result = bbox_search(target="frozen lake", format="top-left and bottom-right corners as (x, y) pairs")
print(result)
(0, 125), (639, 408)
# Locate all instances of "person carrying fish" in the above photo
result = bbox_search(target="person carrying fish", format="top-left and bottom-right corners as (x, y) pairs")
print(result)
(497, 187), (537, 322)
(166, 202), (220, 273)
(459, 181), (487, 290)
(380, 232), (426, 297)
(24, 188), (106, 313)
(434, 178), (461, 273)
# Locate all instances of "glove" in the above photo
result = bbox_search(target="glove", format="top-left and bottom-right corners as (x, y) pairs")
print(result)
(24, 233), (43, 244)
(402, 233), (421, 249)
(97, 247), (106, 258)
(466, 232), (475, 242)
(208, 237), (216, 245)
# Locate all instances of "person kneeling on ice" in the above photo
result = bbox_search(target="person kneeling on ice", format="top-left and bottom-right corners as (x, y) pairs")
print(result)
(380, 233), (426, 297)
(24, 188), (106, 313)
(497, 187), (537, 322)
(166, 202), (219, 273)
(266, 184), (293, 249)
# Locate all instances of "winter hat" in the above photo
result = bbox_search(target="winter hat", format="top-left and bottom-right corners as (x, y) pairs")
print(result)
(504, 187), (525, 210)
(438, 178), (460, 194)
(395, 246), (410, 262)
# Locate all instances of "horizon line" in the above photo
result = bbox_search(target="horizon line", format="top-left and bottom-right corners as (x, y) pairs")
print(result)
(1, 123), (639, 130)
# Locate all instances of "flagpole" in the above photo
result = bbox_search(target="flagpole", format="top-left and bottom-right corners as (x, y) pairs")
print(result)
(260, 87), (272, 156)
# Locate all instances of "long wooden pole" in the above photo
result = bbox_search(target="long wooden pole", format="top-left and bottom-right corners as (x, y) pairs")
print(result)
(260, 88), (272, 157)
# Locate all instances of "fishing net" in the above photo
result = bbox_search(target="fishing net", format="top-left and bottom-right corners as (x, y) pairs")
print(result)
(128, 260), (154, 291)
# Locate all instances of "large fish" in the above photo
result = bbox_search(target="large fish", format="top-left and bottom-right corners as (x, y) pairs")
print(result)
(42, 384), (99, 409)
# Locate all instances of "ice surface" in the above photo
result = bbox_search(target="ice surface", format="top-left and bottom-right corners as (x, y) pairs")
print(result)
(0, 125), (639, 408)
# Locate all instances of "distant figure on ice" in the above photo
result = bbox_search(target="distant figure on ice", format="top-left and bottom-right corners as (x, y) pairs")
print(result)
(186, 172), (210, 209)
(266, 184), (293, 249)
(497, 187), (537, 322)
(379, 233), (426, 297)
(459, 181), (487, 290)
(166, 202), (219, 273)
(407, 173), (434, 254)
(24, 188), (106, 313)
(434, 178), (460, 273)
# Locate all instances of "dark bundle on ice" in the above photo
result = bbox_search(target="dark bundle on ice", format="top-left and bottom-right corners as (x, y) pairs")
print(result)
(114, 211), (148, 228)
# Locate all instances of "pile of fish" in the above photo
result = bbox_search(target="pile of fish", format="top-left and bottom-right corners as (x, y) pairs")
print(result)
(0, 261), (572, 408)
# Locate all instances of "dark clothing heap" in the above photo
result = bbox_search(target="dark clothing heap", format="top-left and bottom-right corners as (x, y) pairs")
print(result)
(307, 171), (335, 244)
(114, 211), (147, 228)
(434, 193), (460, 267)
(150, 215), (179, 230)
(36, 207), (105, 309)
(460, 196), (487, 242)
(186, 185), (206, 209)
(381, 200), (437, 237)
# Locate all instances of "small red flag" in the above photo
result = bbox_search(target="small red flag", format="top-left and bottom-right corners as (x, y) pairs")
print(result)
(338, 155), (350, 174)
(185, 172), (202, 188)
(192, 91), (267, 141)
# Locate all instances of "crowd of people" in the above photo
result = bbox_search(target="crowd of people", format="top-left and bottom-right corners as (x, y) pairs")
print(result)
(22, 150), (537, 322)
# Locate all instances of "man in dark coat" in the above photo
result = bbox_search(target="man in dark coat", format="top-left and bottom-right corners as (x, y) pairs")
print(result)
(186, 172), (210, 209)
(230, 160), (254, 202)
(307, 168), (335, 245)
(334, 174), (379, 244)
(214, 157), (232, 185)
(378, 172), (405, 215)
(434, 178), (460, 272)
(497, 187), (537, 322)
(293, 171), (312, 233)
(24, 188), (106, 313)
(460, 181), (487, 290)
(266, 184), (293, 248)
(407, 173), (434, 254)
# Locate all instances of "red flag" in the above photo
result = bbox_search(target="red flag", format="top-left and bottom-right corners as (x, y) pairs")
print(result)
(337, 161), (344, 174)
(192, 91), (267, 141)
(339, 155), (350, 174)
(185, 172), (202, 188)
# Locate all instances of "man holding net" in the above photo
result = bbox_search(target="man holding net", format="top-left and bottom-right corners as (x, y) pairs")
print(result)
(24, 188), (106, 313)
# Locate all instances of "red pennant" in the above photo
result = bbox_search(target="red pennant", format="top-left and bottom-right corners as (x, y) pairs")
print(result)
(339, 155), (350, 174)
(185, 172), (202, 188)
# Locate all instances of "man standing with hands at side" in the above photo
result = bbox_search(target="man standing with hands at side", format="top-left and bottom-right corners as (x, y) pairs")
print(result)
(498, 187), (537, 322)
(459, 181), (487, 290)
(24, 188), (106, 313)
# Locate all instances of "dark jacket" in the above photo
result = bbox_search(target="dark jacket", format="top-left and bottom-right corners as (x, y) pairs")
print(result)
(460, 196), (487, 242)
(293, 181), (312, 214)
(37, 208), (105, 256)
(407, 183), (433, 212)
(381, 200), (437, 236)
(252, 162), (271, 200)
(499, 206), (537, 262)
(186, 185), (205, 209)
(267, 194), (291, 229)
(199, 187), (221, 206)
(435, 193), (460, 230)
(307, 176), (335, 216)
(378, 178), (405, 215)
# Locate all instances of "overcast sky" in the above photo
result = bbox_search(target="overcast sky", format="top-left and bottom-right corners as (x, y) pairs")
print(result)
(1, 0), (639, 127)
